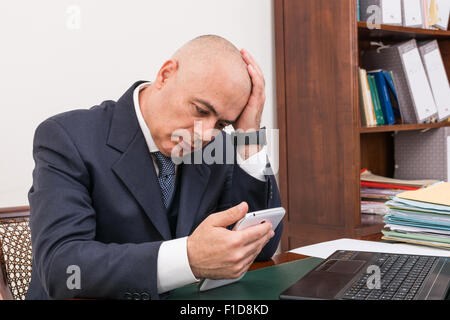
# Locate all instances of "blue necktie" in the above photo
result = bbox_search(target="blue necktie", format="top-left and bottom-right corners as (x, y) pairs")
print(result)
(153, 151), (176, 208)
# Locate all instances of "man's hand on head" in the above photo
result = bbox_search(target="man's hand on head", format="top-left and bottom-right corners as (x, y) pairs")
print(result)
(234, 49), (266, 133)
(234, 49), (266, 160)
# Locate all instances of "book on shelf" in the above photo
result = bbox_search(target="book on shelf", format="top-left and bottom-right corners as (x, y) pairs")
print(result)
(368, 70), (396, 125)
(367, 74), (386, 125)
(359, 68), (377, 126)
(383, 71), (403, 122)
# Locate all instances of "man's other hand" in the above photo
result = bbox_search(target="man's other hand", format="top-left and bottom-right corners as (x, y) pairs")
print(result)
(187, 202), (274, 280)
(233, 49), (266, 133)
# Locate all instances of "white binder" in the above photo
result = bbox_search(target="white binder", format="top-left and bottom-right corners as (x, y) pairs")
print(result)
(360, 0), (403, 26)
(402, 0), (424, 27)
(401, 44), (438, 122)
(434, 0), (450, 30)
(419, 40), (450, 121)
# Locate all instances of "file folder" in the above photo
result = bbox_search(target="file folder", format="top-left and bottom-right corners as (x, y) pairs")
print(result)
(402, 0), (425, 27)
(418, 40), (450, 121)
(434, 0), (450, 30)
(360, 0), (403, 26)
(397, 182), (450, 206)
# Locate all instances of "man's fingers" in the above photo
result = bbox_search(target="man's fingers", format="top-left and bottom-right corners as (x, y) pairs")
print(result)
(238, 221), (273, 246)
(247, 64), (265, 93)
(241, 49), (263, 76)
(209, 202), (248, 227)
(238, 229), (274, 270)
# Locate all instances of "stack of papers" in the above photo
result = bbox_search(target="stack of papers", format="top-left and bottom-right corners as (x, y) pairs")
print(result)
(360, 169), (438, 216)
(383, 182), (450, 250)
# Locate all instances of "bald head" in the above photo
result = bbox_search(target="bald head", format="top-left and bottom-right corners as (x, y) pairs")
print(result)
(141, 35), (255, 157)
(172, 35), (252, 96)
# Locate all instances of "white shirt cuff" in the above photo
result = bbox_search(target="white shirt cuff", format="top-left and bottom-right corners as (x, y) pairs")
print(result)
(236, 147), (268, 182)
(157, 237), (199, 294)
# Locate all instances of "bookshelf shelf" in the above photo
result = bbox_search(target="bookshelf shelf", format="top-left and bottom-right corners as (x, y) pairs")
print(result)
(358, 21), (450, 41)
(360, 122), (450, 133)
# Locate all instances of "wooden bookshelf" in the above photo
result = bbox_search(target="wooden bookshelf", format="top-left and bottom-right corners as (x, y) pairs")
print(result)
(360, 122), (450, 133)
(274, 0), (450, 250)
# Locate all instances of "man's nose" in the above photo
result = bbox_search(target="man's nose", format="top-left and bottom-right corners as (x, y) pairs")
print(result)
(195, 119), (217, 142)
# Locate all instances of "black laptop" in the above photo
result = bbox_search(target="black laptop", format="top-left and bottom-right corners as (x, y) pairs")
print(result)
(279, 250), (450, 300)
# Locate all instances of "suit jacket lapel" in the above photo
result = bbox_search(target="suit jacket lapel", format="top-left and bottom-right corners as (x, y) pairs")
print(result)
(108, 81), (172, 241)
(176, 161), (211, 237)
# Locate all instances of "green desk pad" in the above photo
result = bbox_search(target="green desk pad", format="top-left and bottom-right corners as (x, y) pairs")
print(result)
(169, 257), (324, 300)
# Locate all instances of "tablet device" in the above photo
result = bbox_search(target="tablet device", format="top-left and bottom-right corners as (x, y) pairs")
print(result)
(198, 207), (285, 292)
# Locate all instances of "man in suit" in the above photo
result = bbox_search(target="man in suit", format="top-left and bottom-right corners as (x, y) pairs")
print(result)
(27, 35), (282, 300)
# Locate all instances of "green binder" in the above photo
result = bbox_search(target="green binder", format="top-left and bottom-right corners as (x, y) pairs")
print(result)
(367, 75), (385, 125)
(169, 257), (324, 300)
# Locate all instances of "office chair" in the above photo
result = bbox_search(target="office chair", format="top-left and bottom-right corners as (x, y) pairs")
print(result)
(0, 208), (32, 300)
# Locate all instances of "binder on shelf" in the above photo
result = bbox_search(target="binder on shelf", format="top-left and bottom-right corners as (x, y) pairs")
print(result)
(358, 0), (361, 21)
(368, 70), (396, 125)
(359, 68), (369, 127)
(362, 39), (438, 124)
(360, 0), (403, 26)
(358, 68), (377, 127)
(427, 0), (441, 27)
(367, 74), (386, 125)
(422, 0), (430, 28)
(394, 127), (450, 182)
(434, 0), (450, 30)
(383, 71), (403, 123)
(402, 0), (424, 28)
(418, 40), (450, 121)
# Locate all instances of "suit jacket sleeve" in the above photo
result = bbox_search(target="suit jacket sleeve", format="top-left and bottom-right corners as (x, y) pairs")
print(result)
(218, 136), (283, 262)
(28, 118), (162, 300)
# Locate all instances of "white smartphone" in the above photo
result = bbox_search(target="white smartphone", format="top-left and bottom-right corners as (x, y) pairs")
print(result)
(198, 207), (285, 292)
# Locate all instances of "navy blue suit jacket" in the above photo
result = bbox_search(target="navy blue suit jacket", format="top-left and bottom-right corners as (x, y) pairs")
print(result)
(26, 81), (282, 300)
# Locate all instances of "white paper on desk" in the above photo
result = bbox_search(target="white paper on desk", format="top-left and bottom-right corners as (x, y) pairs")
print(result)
(290, 238), (450, 259)
(402, 48), (438, 121)
(435, 0), (450, 30)
(423, 49), (450, 120)
(403, 0), (424, 26)
(383, 0), (402, 24)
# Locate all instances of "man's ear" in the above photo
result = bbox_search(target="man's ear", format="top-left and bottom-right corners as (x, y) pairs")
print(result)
(154, 59), (179, 90)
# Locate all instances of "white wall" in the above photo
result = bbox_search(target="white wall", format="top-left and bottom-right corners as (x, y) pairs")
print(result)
(0, 0), (278, 207)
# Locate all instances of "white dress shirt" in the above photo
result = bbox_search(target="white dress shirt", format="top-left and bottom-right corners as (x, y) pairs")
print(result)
(133, 82), (268, 294)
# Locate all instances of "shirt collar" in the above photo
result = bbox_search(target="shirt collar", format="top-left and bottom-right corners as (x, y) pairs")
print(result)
(133, 82), (159, 154)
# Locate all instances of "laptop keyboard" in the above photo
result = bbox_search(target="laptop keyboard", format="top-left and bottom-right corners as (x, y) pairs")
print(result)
(342, 254), (438, 300)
